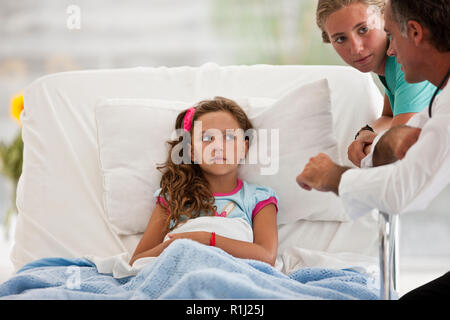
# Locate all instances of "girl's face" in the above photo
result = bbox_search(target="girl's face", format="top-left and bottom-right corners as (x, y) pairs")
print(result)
(191, 111), (248, 177)
(324, 2), (388, 74)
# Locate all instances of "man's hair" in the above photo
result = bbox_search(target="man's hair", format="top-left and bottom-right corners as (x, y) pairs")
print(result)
(389, 0), (450, 52)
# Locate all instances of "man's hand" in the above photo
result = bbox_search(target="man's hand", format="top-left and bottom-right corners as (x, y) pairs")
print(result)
(296, 153), (350, 195)
(373, 125), (422, 166)
(348, 130), (377, 167)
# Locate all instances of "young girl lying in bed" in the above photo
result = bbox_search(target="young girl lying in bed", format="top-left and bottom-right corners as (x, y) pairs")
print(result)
(129, 97), (279, 266)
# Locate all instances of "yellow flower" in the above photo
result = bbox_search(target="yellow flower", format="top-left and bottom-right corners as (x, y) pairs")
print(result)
(10, 93), (24, 125)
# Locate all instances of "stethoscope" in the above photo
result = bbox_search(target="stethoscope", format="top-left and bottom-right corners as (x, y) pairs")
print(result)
(429, 69), (450, 118)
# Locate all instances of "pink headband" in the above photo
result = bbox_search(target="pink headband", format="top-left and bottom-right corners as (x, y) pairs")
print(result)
(183, 107), (196, 132)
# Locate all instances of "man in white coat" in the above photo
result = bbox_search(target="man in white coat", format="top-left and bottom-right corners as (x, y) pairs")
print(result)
(297, 0), (450, 299)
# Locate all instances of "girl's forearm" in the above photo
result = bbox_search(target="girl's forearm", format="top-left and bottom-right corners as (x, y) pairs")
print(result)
(129, 241), (170, 265)
(131, 233), (277, 266)
(214, 234), (277, 266)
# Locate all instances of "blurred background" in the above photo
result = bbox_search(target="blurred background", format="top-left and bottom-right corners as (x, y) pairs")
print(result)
(0, 0), (448, 297)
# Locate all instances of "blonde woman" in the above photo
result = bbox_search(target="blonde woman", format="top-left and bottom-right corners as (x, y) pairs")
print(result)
(316, 0), (436, 167)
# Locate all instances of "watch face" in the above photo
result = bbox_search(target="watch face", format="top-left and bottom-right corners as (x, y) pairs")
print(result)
(355, 125), (374, 140)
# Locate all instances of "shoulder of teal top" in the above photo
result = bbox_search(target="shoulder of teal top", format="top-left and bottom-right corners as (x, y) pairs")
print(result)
(377, 56), (394, 105)
(382, 55), (398, 92)
(383, 55), (437, 117)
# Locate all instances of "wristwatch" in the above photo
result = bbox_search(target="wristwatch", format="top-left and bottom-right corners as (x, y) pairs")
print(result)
(354, 124), (375, 140)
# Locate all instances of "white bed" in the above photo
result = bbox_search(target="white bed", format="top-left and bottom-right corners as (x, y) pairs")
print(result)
(9, 63), (386, 297)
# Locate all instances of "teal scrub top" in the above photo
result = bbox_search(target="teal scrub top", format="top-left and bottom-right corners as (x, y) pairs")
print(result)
(378, 55), (436, 117)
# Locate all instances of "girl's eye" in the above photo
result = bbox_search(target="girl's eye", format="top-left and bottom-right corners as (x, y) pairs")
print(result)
(202, 135), (213, 142)
(225, 134), (235, 141)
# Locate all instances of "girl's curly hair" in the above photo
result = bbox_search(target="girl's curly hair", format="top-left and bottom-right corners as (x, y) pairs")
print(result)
(156, 96), (254, 231)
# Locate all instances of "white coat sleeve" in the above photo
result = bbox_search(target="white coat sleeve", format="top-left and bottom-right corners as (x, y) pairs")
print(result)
(338, 114), (450, 219)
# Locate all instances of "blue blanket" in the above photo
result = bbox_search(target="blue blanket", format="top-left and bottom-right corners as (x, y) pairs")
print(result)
(0, 239), (379, 299)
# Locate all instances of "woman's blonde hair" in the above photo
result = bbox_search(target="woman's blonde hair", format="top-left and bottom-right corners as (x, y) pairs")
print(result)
(316, 0), (386, 43)
(156, 97), (253, 231)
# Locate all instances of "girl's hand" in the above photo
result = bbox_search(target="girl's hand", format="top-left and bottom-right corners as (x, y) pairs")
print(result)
(167, 231), (211, 246)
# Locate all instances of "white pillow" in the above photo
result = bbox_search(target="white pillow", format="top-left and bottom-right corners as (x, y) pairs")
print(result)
(95, 79), (349, 235)
(238, 78), (349, 224)
(95, 99), (185, 235)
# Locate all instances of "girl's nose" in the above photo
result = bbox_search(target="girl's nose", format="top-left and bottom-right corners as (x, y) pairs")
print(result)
(212, 141), (223, 152)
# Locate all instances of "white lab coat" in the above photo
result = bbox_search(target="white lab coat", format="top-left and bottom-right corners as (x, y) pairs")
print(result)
(339, 84), (450, 218)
